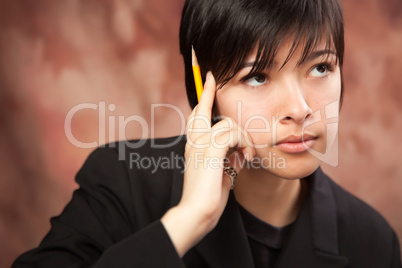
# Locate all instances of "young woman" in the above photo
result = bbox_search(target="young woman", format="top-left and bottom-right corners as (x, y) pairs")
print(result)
(13, 0), (401, 267)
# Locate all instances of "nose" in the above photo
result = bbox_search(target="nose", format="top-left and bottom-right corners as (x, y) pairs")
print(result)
(279, 80), (312, 124)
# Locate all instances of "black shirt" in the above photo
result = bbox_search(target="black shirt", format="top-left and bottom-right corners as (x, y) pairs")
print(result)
(238, 204), (294, 268)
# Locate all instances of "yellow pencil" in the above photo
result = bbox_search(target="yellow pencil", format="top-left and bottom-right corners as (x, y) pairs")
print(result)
(192, 46), (203, 102)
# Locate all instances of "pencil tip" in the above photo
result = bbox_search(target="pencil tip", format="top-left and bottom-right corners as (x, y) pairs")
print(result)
(192, 46), (199, 67)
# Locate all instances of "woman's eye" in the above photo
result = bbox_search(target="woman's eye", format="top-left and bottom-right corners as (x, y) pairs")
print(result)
(310, 64), (330, 77)
(244, 74), (267, 86)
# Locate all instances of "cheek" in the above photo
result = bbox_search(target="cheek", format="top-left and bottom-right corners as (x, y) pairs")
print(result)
(241, 106), (275, 144)
(315, 69), (341, 100)
(214, 90), (237, 118)
(303, 78), (341, 153)
(215, 92), (275, 145)
(306, 77), (341, 111)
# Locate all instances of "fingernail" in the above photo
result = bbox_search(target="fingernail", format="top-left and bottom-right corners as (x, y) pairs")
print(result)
(247, 150), (256, 162)
(244, 152), (251, 162)
(206, 71), (212, 81)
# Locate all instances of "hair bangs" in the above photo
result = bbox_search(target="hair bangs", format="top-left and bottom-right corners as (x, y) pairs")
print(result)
(247, 0), (344, 76)
(180, 0), (344, 108)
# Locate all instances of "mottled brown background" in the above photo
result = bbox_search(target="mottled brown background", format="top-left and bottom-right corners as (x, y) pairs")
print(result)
(0, 0), (401, 267)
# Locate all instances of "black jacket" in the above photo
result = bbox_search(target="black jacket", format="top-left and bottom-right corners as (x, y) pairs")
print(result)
(13, 135), (401, 267)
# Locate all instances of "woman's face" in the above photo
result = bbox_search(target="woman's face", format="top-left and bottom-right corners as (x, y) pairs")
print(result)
(214, 39), (341, 179)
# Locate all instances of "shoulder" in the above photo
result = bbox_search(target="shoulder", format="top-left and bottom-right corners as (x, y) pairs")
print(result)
(107, 135), (187, 181)
(318, 170), (400, 264)
(77, 134), (187, 187)
(85, 135), (186, 162)
(324, 172), (392, 234)
(80, 135), (187, 176)
(75, 135), (186, 218)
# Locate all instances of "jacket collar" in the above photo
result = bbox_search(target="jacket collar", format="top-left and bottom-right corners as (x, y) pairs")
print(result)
(275, 168), (349, 267)
(170, 149), (349, 267)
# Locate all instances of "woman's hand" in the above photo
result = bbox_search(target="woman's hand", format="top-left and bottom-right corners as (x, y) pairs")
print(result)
(161, 72), (255, 257)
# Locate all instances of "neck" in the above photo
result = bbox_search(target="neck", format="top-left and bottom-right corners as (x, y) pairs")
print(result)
(233, 167), (308, 227)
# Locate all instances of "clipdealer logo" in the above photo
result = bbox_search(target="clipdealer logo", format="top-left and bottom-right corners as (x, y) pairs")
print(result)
(302, 100), (339, 167)
(64, 102), (186, 160)
(64, 101), (339, 166)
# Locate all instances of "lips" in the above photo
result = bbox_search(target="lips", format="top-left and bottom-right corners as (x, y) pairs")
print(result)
(274, 134), (317, 153)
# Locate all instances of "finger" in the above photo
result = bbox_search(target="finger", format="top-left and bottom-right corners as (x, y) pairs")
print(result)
(192, 72), (216, 130)
(186, 105), (211, 150)
(186, 105), (198, 135)
(226, 150), (244, 173)
(222, 151), (244, 190)
(211, 118), (255, 161)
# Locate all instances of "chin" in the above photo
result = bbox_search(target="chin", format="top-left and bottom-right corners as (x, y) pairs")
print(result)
(259, 151), (321, 180)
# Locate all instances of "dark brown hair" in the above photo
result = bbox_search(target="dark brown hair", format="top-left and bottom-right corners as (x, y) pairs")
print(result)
(180, 0), (344, 109)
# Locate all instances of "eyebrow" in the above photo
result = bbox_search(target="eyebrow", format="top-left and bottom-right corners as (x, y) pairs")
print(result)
(241, 49), (337, 70)
(301, 49), (337, 64)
